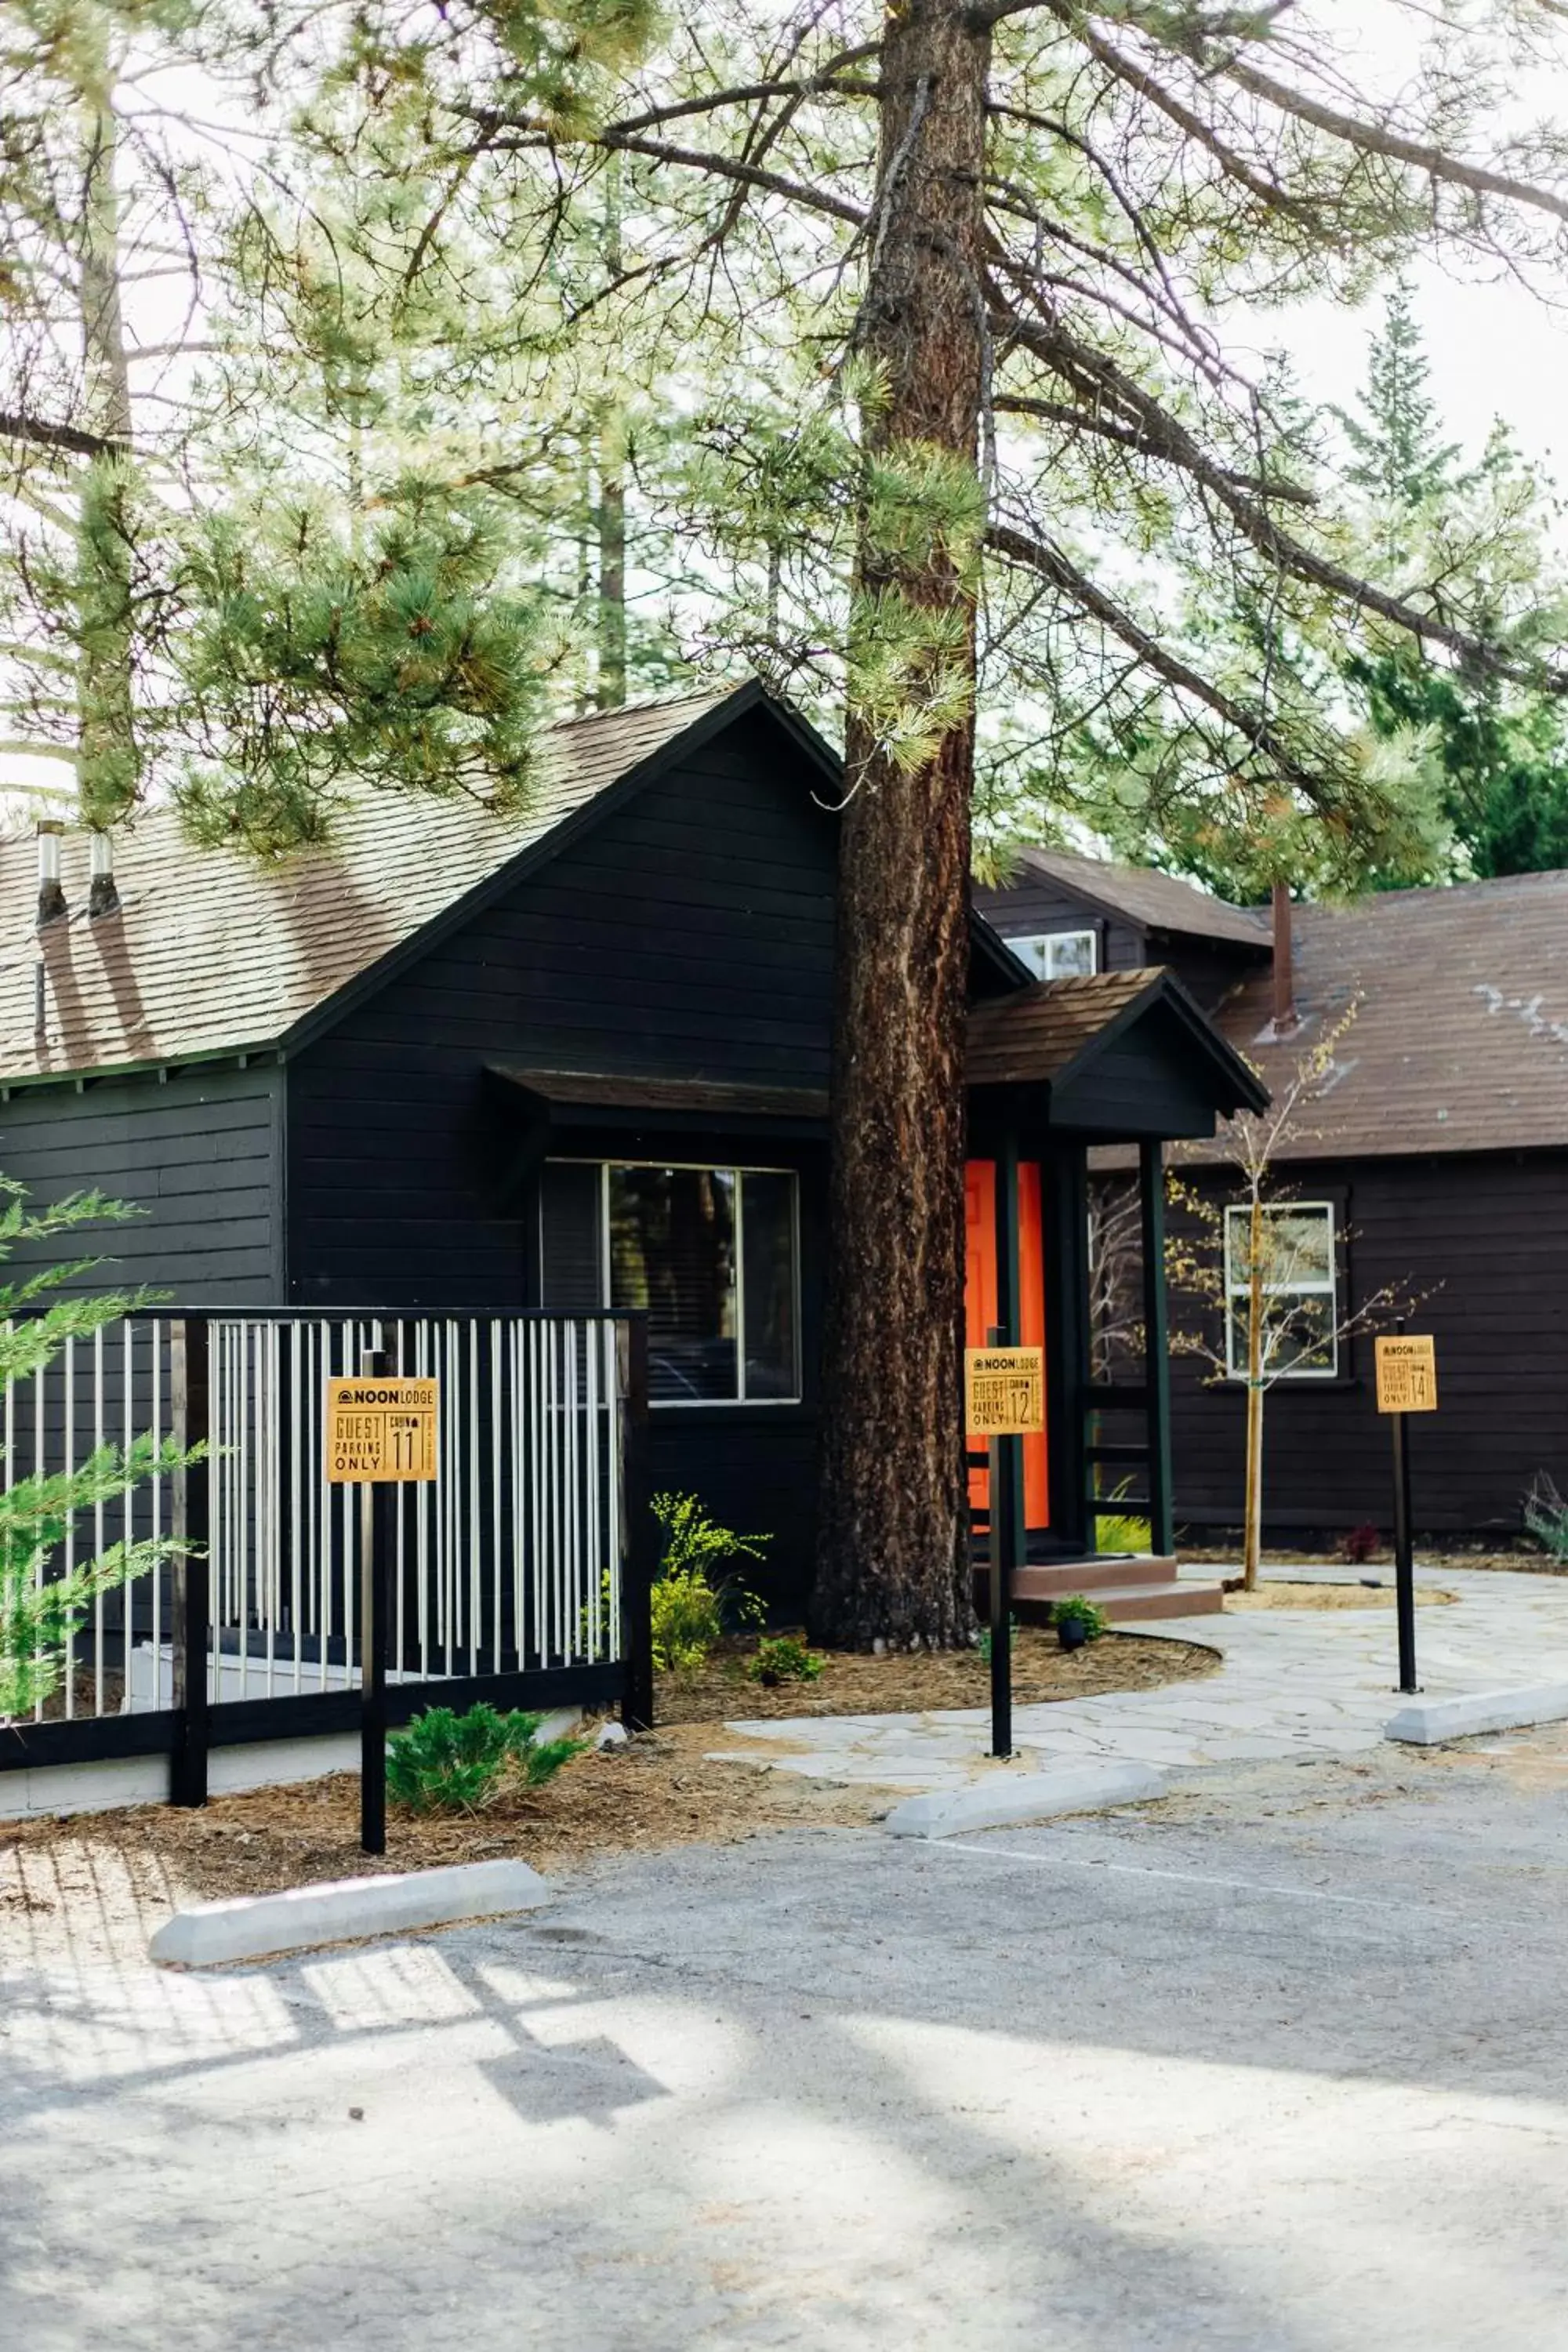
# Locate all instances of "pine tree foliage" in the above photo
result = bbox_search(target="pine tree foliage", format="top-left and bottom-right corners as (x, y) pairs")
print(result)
(245, 1), (1568, 877)
(1332, 289), (1568, 884)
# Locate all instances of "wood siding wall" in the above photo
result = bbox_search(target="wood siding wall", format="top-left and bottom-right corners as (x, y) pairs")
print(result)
(975, 877), (1144, 973)
(0, 1061), (281, 1298)
(977, 877), (1269, 1014)
(286, 708), (838, 1613)
(1169, 1151), (1567, 1540)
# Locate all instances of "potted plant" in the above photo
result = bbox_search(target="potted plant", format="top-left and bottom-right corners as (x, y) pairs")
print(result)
(1051, 1594), (1108, 1653)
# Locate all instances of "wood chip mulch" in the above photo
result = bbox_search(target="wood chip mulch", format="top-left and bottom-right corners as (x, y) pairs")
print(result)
(654, 1625), (1219, 1724)
(0, 1726), (882, 1927)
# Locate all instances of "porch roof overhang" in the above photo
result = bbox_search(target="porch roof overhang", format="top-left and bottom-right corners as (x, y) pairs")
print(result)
(488, 1065), (831, 1156)
(965, 967), (1268, 1145)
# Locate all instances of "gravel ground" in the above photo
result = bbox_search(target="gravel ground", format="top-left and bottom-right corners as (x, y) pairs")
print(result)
(8, 1726), (1568, 2348)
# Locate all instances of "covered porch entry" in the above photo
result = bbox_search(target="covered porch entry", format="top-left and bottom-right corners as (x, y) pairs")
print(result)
(964, 969), (1267, 1621)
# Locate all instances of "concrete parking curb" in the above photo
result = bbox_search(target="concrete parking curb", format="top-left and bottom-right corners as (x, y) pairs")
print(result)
(884, 1761), (1167, 1839)
(149, 1857), (553, 1967)
(1385, 1683), (1568, 1746)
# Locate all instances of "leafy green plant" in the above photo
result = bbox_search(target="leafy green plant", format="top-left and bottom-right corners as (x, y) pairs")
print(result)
(1, 1179), (191, 1721)
(386, 1703), (585, 1813)
(649, 1492), (767, 1674)
(975, 1613), (1019, 1668)
(747, 1632), (823, 1686)
(1051, 1595), (1108, 1642)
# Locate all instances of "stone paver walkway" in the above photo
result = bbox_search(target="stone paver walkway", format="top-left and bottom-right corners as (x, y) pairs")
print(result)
(710, 1566), (1568, 1795)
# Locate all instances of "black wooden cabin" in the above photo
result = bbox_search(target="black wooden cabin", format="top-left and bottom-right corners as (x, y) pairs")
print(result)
(980, 848), (1568, 1548)
(0, 688), (1259, 1618)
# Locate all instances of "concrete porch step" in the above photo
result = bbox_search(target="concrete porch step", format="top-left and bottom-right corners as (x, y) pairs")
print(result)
(1011, 1569), (1225, 1624)
(1011, 1554), (1181, 1600)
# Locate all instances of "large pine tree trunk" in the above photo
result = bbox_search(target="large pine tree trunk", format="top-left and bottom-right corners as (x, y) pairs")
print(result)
(811, 0), (991, 1650)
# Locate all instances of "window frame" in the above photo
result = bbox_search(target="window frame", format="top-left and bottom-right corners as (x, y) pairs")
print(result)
(540, 1156), (804, 1409)
(1221, 1199), (1340, 1382)
(1010, 927), (1100, 982)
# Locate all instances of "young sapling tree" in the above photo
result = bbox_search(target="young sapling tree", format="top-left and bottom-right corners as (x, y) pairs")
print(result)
(1167, 1009), (1413, 1592)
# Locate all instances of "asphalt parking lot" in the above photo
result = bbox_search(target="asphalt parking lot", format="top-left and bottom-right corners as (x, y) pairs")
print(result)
(7, 1730), (1568, 2350)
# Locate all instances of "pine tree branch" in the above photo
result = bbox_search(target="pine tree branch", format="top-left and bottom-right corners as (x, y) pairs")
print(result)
(995, 391), (1315, 503)
(985, 519), (1328, 791)
(1045, 16), (1320, 224)
(1221, 58), (1568, 231)
(0, 408), (129, 459)
(993, 278), (1568, 693)
(602, 49), (882, 138)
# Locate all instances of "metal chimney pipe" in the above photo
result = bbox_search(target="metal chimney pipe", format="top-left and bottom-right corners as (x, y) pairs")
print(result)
(36, 822), (65, 927)
(1271, 880), (1296, 1034)
(89, 829), (118, 917)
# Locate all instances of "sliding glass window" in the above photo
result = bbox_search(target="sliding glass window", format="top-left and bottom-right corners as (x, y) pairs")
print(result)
(540, 1160), (801, 1405)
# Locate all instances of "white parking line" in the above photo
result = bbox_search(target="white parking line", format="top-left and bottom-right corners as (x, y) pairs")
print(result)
(933, 1837), (1540, 1930)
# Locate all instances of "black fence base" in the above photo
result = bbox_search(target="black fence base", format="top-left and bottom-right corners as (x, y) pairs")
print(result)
(0, 1663), (628, 1779)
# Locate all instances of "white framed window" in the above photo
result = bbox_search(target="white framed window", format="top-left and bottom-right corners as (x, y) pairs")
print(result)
(1011, 928), (1098, 981)
(539, 1159), (801, 1406)
(1223, 1201), (1339, 1380)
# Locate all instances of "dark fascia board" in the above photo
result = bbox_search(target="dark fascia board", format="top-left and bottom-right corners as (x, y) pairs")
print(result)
(989, 967), (1269, 1116)
(1017, 848), (1269, 952)
(970, 908), (1036, 994)
(278, 681), (840, 1063)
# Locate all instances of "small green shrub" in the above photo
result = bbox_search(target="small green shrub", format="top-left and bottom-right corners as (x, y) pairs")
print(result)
(1051, 1595), (1108, 1641)
(650, 1492), (767, 1673)
(975, 1613), (1019, 1667)
(386, 1703), (585, 1814)
(747, 1632), (823, 1686)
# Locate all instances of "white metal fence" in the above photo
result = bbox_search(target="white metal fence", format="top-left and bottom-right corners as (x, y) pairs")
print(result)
(2, 1311), (629, 1729)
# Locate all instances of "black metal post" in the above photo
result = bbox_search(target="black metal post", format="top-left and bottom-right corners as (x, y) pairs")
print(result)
(619, 1318), (656, 1733)
(360, 1347), (390, 1856)
(987, 1308), (1025, 1769)
(1392, 1406), (1418, 1695)
(988, 1429), (1014, 1758)
(1138, 1138), (1175, 1558)
(995, 1134), (1026, 1567)
(169, 1316), (210, 1809)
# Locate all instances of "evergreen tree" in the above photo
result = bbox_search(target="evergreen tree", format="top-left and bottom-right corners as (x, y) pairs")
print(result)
(1335, 279), (1464, 529)
(267, 0), (1568, 1643)
(1335, 289), (1568, 883)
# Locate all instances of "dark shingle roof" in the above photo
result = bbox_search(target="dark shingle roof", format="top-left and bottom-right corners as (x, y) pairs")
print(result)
(967, 967), (1267, 1116)
(0, 691), (728, 1086)
(1206, 870), (1568, 1160)
(967, 969), (1160, 1087)
(1005, 848), (1269, 949)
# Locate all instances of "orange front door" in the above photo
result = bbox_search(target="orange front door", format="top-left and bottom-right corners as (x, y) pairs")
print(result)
(964, 1160), (1050, 1528)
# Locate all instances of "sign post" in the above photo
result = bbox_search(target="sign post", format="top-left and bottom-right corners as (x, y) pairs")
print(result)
(1374, 1334), (1437, 1697)
(325, 1361), (441, 1853)
(965, 1341), (1046, 1758)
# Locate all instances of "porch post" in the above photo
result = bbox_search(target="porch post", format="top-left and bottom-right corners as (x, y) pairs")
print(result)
(1139, 1138), (1175, 1557)
(993, 1123), (1025, 1564)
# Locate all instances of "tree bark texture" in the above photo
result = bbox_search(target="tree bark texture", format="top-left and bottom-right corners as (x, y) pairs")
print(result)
(811, 0), (992, 1649)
